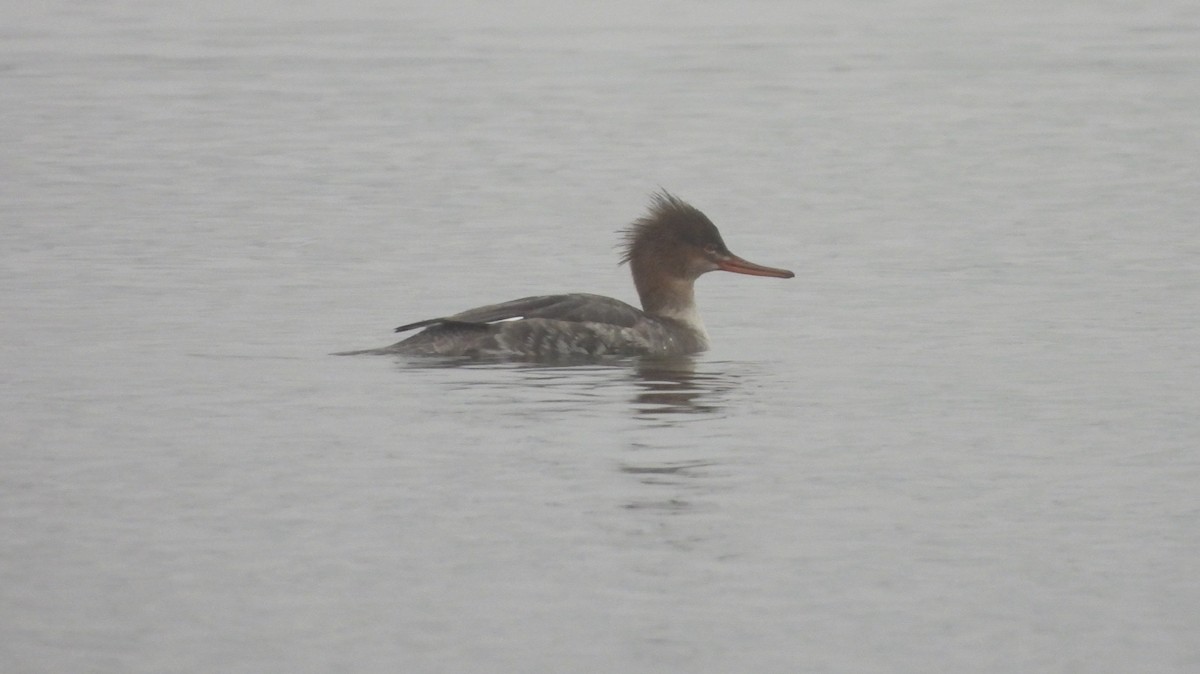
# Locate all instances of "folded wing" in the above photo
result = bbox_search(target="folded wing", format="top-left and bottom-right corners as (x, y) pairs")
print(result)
(395, 293), (644, 333)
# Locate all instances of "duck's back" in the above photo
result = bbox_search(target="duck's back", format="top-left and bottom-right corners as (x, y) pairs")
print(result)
(344, 293), (706, 359)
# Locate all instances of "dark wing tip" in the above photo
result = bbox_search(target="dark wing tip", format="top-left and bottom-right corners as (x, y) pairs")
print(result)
(395, 318), (445, 333)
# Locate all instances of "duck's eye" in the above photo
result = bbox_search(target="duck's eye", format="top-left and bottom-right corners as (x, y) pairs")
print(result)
(703, 244), (718, 255)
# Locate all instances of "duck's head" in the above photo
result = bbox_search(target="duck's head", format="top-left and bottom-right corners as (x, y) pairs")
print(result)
(620, 191), (794, 316)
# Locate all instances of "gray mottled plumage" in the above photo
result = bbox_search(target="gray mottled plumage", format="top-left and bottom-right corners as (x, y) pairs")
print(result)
(339, 293), (707, 358)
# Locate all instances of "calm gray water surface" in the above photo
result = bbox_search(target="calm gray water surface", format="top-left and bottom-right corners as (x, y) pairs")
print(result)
(3, 1), (1199, 672)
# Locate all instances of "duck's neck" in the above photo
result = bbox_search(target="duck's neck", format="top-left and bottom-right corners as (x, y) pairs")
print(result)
(634, 273), (707, 336)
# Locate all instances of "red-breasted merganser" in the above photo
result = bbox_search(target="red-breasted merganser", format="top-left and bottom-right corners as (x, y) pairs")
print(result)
(340, 192), (793, 359)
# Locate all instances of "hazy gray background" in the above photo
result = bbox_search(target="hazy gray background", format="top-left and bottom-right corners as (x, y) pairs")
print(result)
(3, 1), (1198, 672)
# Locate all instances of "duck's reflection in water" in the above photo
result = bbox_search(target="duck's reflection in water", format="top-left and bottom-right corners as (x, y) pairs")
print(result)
(620, 357), (745, 519)
(384, 352), (746, 526)
(619, 455), (721, 515)
(627, 356), (740, 418)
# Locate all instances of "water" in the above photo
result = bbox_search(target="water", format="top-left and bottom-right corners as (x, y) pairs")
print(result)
(3, 1), (1199, 672)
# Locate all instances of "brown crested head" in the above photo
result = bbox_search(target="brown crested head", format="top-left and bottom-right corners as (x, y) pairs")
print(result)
(618, 191), (794, 316)
(620, 191), (794, 279)
(619, 191), (730, 279)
